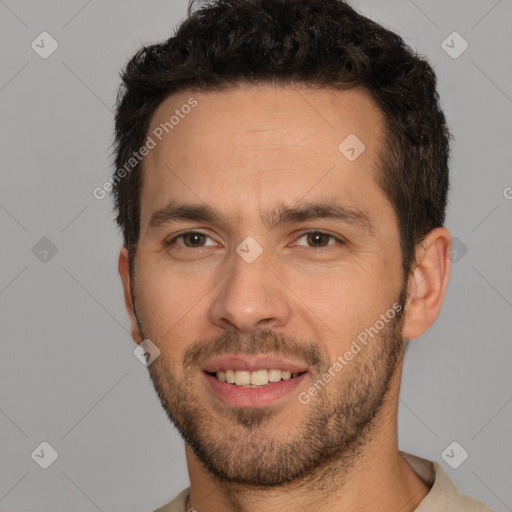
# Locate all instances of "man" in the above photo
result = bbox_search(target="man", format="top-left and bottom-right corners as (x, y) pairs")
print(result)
(112, 0), (491, 510)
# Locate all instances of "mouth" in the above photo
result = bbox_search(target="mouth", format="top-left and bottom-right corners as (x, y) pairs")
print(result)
(202, 355), (309, 407)
(206, 368), (306, 388)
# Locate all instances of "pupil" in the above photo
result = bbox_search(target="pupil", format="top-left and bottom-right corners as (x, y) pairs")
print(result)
(308, 232), (328, 247)
(185, 233), (204, 246)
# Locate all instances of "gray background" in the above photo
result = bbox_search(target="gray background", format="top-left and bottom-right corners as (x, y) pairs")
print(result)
(1, 0), (511, 511)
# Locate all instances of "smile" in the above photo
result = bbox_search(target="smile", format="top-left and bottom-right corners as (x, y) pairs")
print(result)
(210, 369), (305, 387)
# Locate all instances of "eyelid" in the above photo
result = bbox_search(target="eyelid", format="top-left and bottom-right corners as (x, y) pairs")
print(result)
(165, 229), (218, 247)
(164, 228), (346, 248)
(292, 229), (346, 247)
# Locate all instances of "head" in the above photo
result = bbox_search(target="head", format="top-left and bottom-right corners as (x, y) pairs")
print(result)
(114, 0), (451, 487)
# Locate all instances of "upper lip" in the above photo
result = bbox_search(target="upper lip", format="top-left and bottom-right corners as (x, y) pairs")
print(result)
(202, 355), (308, 373)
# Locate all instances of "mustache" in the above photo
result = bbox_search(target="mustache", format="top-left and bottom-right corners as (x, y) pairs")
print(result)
(183, 329), (330, 373)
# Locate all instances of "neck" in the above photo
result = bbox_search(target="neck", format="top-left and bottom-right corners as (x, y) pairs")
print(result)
(184, 364), (430, 512)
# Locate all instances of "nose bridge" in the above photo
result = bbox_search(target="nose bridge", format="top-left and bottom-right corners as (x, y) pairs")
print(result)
(210, 247), (291, 333)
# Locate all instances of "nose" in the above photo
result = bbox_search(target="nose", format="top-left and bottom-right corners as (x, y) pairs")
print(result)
(209, 251), (292, 333)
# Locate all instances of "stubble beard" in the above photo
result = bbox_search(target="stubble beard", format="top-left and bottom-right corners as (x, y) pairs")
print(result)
(140, 297), (406, 488)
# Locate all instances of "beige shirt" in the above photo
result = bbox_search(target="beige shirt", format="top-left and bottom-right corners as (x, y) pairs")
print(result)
(154, 451), (491, 512)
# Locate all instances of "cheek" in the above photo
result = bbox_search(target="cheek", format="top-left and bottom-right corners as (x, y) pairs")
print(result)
(282, 258), (400, 350)
(133, 260), (211, 343)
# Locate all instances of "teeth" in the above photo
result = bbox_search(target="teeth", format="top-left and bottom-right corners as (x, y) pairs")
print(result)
(268, 369), (282, 382)
(251, 369), (268, 385)
(235, 371), (251, 386)
(215, 369), (302, 386)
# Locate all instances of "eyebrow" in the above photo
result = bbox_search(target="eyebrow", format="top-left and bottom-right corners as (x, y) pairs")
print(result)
(148, 199), (373, 233)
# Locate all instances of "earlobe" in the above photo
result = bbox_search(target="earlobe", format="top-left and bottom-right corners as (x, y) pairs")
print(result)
(402, 228), (452, 340)
(118, 246), (143, 344)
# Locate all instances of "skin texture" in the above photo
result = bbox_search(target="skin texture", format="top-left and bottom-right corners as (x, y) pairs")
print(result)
(118, 84), (451, 512)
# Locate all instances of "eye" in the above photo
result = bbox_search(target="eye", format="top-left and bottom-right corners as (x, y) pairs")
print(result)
(294, 231), (344, 248)
(166, 231), (217, 248)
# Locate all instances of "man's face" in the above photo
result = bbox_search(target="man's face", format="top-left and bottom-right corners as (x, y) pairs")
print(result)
(129, 85), (407, 485)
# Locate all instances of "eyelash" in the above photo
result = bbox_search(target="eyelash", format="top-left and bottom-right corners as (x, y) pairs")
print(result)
(294, 230), (346, 248)
(165, 231), (216, 248)
(164, 230), (345, 248)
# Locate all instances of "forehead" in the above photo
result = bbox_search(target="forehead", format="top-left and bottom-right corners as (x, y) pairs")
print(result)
(140, 84), (388, 230)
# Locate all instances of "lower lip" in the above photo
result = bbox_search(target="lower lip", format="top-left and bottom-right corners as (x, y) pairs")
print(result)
(203, 372), (307, 407)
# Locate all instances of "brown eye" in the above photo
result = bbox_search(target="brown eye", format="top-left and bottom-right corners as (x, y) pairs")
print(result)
(166, 231), (216, 248)
(182, 232), (207, 247)
(294, 231), (341, 248)
(305, 232), (331, 247)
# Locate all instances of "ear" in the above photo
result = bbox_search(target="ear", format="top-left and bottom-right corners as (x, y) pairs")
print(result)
(402, 227), (452, 340)
(118, 246), (143, 345)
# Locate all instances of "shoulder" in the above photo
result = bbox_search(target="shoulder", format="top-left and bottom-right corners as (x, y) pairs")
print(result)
(153, 487), (190, 512)
(400, 451), (492, 512)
